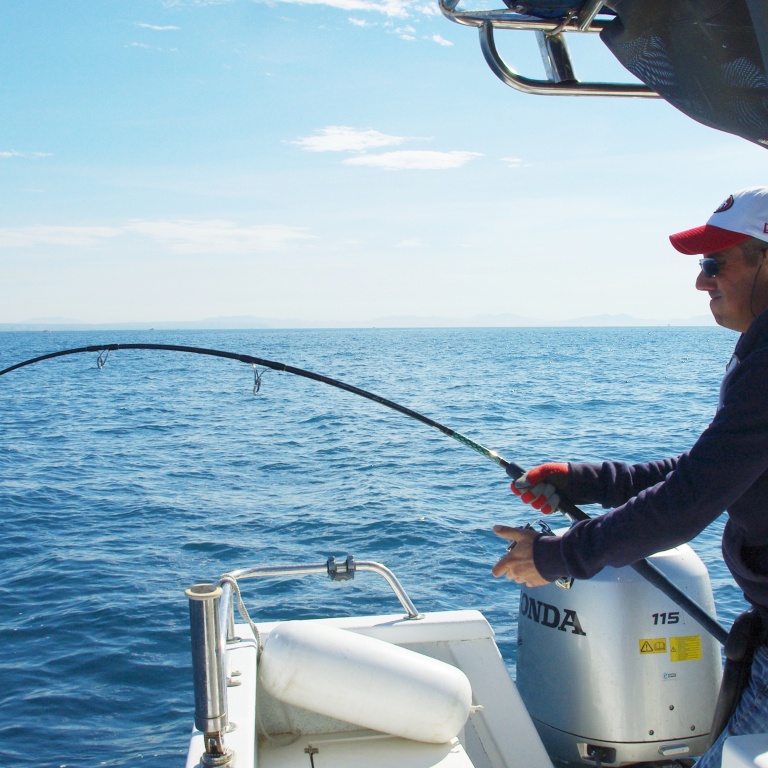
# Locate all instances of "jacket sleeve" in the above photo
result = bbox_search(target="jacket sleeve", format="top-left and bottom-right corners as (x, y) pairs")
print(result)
(567, 458), (680, 507)
(534, 346), (768, 582)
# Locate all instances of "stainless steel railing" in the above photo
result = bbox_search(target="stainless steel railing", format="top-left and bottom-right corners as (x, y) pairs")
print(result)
(186, 556), (421, 766)
(439, 0), (657, 97)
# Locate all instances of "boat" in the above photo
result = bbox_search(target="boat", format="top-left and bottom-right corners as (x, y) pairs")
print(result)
(178, 2), (768, 767)
(184, 544), (729, 768)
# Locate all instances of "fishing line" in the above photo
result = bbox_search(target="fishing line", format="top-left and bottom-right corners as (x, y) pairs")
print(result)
(0, 342), (728, 643)
(252, 364), (266, 395)
(1, 342), (511, 469)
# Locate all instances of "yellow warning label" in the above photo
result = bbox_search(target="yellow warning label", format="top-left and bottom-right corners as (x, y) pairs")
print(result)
(639, 638), (667, 654)
(670, 635), (702, 662)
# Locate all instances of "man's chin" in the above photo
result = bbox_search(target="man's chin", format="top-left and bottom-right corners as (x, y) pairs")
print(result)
(711, 306), (747, 332)
(710, 302), (730, 329)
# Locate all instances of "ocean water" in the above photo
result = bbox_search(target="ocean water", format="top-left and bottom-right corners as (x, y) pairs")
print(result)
(0, 326), (745, 767)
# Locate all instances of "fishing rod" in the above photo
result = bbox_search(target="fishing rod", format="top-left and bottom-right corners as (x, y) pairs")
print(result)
(0, 342), (728, 644)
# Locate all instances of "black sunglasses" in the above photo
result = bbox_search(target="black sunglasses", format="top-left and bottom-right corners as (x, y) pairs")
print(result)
(699, 257), (722, 278)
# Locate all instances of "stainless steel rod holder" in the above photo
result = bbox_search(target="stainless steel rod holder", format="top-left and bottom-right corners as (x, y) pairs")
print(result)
(186, 583), (233, 766)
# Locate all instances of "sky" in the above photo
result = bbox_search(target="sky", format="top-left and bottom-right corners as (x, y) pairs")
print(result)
(2, 0), (768, 327)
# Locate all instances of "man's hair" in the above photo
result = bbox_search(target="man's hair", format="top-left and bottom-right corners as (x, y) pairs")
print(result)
(741, 237), (768, 265)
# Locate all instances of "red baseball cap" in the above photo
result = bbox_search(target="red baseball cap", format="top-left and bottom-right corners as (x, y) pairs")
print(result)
(670, 187), (768, 255)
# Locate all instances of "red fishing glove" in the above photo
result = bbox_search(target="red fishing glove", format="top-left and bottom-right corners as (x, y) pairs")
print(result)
(511, 462), (569, 515)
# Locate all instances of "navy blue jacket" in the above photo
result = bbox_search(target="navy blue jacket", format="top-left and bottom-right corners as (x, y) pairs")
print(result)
(535, 309), (768, 608)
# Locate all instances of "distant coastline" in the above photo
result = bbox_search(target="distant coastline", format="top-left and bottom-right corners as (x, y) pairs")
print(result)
(0, 312), (716, 331)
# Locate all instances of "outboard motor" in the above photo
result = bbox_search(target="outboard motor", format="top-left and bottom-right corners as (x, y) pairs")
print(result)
(516, 541), (722, 766)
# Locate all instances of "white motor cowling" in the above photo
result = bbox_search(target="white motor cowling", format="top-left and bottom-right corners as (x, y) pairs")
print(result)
(516, 541), (722, 766)
(258, 620), (473, 743)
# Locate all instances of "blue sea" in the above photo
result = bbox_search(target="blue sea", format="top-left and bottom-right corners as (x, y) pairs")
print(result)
(0, 326), (745, 767)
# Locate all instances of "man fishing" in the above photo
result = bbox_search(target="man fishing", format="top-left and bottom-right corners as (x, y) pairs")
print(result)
(492, 186), (768, 767)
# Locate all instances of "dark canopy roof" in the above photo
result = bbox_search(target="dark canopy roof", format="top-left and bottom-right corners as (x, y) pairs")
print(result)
(602, 0), (768, 148)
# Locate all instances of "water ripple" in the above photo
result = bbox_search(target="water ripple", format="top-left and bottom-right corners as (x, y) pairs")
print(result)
(0, 326), (739, 766)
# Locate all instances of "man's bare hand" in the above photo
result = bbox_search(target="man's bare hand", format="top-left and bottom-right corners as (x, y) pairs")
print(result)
(491, 525), (550, 587)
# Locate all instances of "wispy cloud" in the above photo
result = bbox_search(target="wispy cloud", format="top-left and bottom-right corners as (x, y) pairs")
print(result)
(124, 220), (314, 253)
(0, 150), (52, 159)
(502, 156), (529, 168)
(343, 150), (481, 170)
(169, 0), (433, 19)
(162, 0), (231, 6)
(0, 226), (121, 248)
(259, 0), (412, 18)
(292, 126), (479, 170)
(292, 126), (407, 152)
(414, 2), (439, 15)
(393, 24), (416, 40)
(430, 34), (453, 46)
(0, 220), (313, 254)
(136, 23), (181, 30)
(396, 238), (423, 248)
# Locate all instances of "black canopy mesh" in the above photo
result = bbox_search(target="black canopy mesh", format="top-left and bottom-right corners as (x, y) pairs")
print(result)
(601, 0), (768, 148)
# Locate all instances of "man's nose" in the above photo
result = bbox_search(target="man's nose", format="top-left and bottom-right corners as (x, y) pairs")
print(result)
(696, 269), (715, 291)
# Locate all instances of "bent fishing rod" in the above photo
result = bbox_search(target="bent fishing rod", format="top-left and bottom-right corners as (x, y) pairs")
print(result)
(0, 342), (728, 645)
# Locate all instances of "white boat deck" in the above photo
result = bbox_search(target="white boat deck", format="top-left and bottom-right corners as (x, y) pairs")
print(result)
(186, 609), (554, 768)
(260, 732), (475, 768)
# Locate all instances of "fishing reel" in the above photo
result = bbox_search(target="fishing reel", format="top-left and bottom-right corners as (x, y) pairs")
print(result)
(511, 519), (575, 590)
(536, 519), (575, 590)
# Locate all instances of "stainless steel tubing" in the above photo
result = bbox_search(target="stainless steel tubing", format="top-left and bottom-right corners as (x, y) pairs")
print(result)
(355, 561), (422, 619)
(438, 0), (657, 98)
(479, 21), (655, 96)
(186, 583), (232, 764)
(224, 559), (422, 619)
